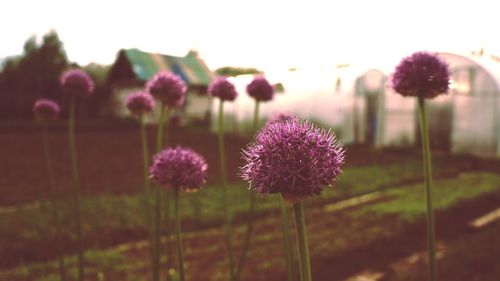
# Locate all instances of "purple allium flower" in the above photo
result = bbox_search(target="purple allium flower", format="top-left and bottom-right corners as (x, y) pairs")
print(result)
(125, 91), (155, 115)
(208, 77), (238, 101)
(241, 118), (345, 203)
(60, 69), (94, 97)
(150, 146), (208, 191)
(146, 71), (187, 107)
(392, 52), (450, 99)
(267, 112), (295, 124)
(33, 98), (60, 121)
(246, 76), (275, 102)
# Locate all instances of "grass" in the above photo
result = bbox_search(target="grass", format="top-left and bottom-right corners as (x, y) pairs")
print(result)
(2, 145), (499, 281)
(358, 173), (500, 221)
(0, 158), (458, 249)
(0, 155), (473, 263)
(3, 171), (499, 281)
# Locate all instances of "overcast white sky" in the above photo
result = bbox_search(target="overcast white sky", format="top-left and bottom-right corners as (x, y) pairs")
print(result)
(1, 0), (499, 72)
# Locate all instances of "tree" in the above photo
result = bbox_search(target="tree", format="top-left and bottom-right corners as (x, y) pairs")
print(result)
(0, 56), (22, 118)
(82, 63), (111, 116)
(215, 66), (262, 77)
(0, 30), (69, 118)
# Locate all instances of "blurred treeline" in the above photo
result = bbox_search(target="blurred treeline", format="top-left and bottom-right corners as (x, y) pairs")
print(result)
(0, 30), (111, 120)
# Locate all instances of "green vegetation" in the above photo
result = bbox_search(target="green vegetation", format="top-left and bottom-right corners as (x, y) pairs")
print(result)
(2, 149), (499, 281)
(0, 156), (473, 252)
(360, 173), (500, 221)
(215, 67), (262, 77)
(3, 171), (499, 281)
(0, 30), (68, 119)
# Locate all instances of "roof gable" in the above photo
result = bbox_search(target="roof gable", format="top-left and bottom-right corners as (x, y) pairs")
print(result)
(119, 48), (215, 85)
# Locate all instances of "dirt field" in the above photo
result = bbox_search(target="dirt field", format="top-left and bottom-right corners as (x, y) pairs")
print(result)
(0, 126), (247, 205)
(1, 125), (500, 281)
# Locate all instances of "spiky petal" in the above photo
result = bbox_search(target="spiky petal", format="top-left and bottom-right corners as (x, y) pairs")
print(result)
(150, 146), (208, 191)
(208, 77), (238, 101)
(33, 99), (60, 121)
(146, 71), (187, 107)
(392, 52), (450, 99)
(267, 112), (295, 124)
(246, 76), (274, 102)
(125, 91), (155, 115)
(241, 118), (345, 203)
(60, 69), (94, 97)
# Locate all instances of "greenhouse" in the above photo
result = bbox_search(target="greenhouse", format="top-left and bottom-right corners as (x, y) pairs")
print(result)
(371, 52), (500, 157)
(222, 52), (500, 158)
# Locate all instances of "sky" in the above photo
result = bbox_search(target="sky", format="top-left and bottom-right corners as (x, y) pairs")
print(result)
(1, 0), (499, 73)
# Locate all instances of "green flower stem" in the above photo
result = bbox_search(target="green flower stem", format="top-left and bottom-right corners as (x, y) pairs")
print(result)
(293, 202), (312, 281)
(140, 115), (155, 274)
(235, 101), (260, 281)
(418, 96), (437, 281)
(252, 100), (260, 132)
(153, 105), (167, 281)
(163, 189), (173, 279)
(189, 192), (201, 223)
(173, 188), (185, 281)
(156, 105), (168, 152)
(68, 97), (85, 281)
(158, 107), (173, 279)
(42, 123), (66, 281)
(218, 100), (236, 281)
(279, 195), (295, 281)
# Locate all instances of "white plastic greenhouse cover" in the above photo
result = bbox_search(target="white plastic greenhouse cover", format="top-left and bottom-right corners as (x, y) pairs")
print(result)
(378, 52), (500, 157)
(211, 53), (499, 158)
(211, 69), (360, 143)
(442, 53), (500, 157)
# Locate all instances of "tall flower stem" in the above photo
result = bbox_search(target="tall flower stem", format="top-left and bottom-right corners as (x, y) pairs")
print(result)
(279, 195), (295, 281)
(159, 107), (173, 280)
(418, 96), (437, 281)
(153, 104), (167, 281)
(140, 115), (155, 274)
(293, 202), (312, 281)
(235, 101), (260, 281)
(218, 100), (236, 281)
(163, 187), (173, 280)
(42, 123), (66, 281)
(252, 100), (260, 131)
(173, 187), (185, 281)
(68, 97), (84, 281)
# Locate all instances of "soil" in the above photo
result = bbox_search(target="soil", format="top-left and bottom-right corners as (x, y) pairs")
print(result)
(1, 126), (500, 281)
(0, 126), (248, 205)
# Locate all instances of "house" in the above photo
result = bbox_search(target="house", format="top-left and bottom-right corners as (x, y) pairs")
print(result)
(107, 48), (215, 124)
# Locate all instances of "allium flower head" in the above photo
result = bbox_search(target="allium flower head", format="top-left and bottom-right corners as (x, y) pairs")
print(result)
(146, 71), (187, 107)
(33, 99), (60, 121)
(150, 146), (208, 191)
(125, 91), (155, 115)
(241, 118), (345, 203)
(392, 52), (450, 99)
(208, 77), (238, 101)
(267, 112), (295, 124)
(246, 76), (274, 102)
(60, 69), (94, 97)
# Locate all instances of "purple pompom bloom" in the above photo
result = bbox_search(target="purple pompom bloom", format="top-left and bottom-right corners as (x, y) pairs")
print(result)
(246, 76), (274, 102)
(392, 52), (450, 99)
(146, 71), (187, 107)
(267, 112), (295, 124)
(208, 77), (238, 101)
(60, 69), (94, 97)
(125, 91), (155, 115)
(33, 99), (60, 121)
(150, 146), (208, 191)
(241, 118), (345, 203)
